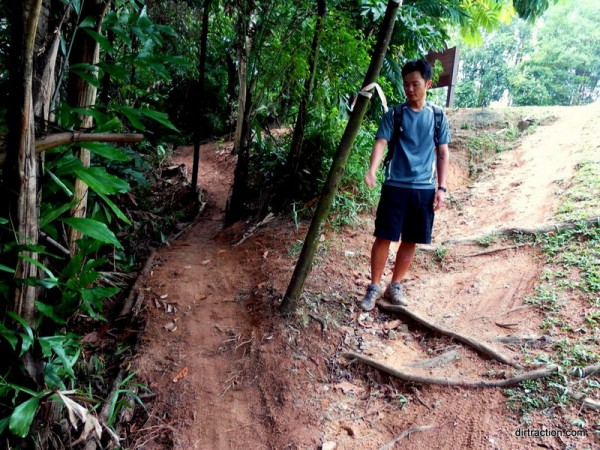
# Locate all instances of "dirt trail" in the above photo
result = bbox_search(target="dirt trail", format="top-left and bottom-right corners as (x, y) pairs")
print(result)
(438, 101), (600, 240)
(132, 104), (599, 449)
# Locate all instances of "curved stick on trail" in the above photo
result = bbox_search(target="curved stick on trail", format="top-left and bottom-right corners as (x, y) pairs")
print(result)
(377, 300), (523, 369)
(378, 424), (440, 450)
(342, 352), (556, 388)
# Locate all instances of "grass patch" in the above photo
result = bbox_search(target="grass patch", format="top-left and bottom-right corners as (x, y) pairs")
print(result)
(557, 159), (600, 221)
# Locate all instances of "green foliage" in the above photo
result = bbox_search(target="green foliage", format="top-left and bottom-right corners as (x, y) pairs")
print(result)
(455, 19), (533, 107)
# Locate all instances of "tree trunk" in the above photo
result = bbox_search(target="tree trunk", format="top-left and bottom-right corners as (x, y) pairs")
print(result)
(66, 0), (109, 252)
(280, 0), (402, 314)
(9, 0), (44, 327)
(226, 80), (255, 224)
(286, 0), (327, 179)
(232, 8), (256, 154)
(226, 3), (258, 224)
(191, 0), (212, 192)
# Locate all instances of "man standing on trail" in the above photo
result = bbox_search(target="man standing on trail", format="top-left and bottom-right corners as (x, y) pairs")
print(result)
(359, 59), (450, 311)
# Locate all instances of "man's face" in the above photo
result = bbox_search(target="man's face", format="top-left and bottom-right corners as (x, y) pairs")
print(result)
(403, 70), (431, 103)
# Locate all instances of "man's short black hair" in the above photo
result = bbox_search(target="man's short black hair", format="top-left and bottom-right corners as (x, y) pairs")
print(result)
(401, 59), (432, 81)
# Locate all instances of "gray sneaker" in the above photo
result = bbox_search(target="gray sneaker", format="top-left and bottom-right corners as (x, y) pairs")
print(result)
(359, 283), (383, 311)
(384, 281), (407, 306)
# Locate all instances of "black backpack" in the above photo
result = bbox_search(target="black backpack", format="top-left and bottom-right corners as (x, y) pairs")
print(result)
(383, 101), (444, 166)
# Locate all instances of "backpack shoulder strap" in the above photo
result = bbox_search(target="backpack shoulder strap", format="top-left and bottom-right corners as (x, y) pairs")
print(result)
(383, 102), (407, 166)
(429, 103), (443, 147)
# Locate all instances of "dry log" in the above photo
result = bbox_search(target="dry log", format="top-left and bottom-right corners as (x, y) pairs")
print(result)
(343, 352), (557, 388)
(378, 424), (439, 450)
(35, 132), (143, 153)
(569, 392), (600, 411)
(377, 300), (523, 369)
(118, 248), (157, 317)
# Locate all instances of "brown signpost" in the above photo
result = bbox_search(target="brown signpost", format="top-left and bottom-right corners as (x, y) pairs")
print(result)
(426, 46), (460, 107)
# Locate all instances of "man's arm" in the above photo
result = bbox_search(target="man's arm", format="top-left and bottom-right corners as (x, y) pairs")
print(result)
(433, 143), (449, 211)
(365, 138), (387, 188)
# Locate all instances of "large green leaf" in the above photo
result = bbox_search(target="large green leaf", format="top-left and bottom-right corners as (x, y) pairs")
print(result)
(61, 218), (122, 248)
(0, 416), (9, 435)
(35, 301), (67, 325)
(9, 396), (40, 438)
(136, 108), (179, 132)
(40, 199), (76, 228)
(0, 264), (15, 274)
(47, 170), (74, 197)
(73, 166), (130, 195)
(97, 192), (132, 224)
(83, 29), (114, 55)
(80, 142), (132, 162)
(7, 311), (34, 356)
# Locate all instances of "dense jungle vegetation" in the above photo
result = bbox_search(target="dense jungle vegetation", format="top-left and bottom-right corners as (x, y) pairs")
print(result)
(0, 0), (598, 447)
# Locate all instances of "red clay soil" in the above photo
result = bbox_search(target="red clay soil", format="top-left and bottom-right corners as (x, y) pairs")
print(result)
(130, 103), (600, 450)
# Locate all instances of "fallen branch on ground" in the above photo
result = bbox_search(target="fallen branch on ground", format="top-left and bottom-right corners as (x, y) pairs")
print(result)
(378, 424), (441, 450)
(308, 313), (327, 332)
(118, 248), (157, 317)
(342, 351), (557, 388)
(377, 300), (523, 369)
(464, 243), (531, 258)
(232, 213), (275, 247)
(569, 391), (600, 411)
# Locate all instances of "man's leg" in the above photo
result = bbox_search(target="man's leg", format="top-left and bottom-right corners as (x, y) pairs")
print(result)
(391, 241), (416, 282)
(371, 237), (391, 284)
(359, 238), (391, 311)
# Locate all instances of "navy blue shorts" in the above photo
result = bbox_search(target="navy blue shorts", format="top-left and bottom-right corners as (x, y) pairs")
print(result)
(374, 185), (435, 244)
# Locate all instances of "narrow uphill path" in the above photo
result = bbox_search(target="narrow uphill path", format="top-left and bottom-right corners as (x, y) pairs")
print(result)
(131, 144), (274, 449)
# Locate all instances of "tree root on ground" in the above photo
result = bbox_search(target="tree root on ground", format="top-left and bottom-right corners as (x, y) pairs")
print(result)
(342, 351), (556, 388)
(377, 300), (523, 369)
(419, 217), (600, 254)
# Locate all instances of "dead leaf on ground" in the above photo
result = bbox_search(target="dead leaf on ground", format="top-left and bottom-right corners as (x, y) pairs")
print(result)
(383, 319), (402, 330)
(218, 249), (226, 255)
(172, 367), (189, 383)
(201, 259), (211, 265)
(195, 294), (207, 301)
(163, 321), (177, 332)
(334, 380), (364, 394)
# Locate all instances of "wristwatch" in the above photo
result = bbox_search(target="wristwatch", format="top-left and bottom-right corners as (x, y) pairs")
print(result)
(438, 186), (447, 193)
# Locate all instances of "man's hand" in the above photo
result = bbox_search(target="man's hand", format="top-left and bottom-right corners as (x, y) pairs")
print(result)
(365, 170), (378, 188)
(433, 189), (446, 211)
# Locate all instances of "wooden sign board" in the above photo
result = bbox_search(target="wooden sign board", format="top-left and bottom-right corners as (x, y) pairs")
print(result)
(426, 47), (460, 107)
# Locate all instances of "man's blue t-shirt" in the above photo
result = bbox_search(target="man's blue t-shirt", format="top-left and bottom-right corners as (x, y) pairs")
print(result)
(375, 102), (450, 189)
